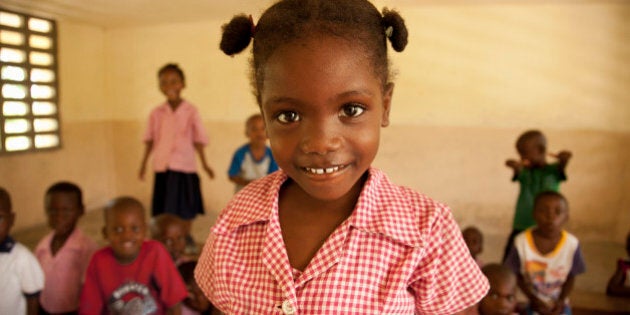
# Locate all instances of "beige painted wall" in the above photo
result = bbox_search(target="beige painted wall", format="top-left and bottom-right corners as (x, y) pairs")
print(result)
(2, 2), (629, 244)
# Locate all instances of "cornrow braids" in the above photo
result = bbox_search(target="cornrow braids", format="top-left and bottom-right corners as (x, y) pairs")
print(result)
(219, 0), (408, 105)
(158, 63), (186, 82)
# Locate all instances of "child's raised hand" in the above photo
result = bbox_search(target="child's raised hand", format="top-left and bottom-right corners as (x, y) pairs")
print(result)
(549, 150), (572, 166)
(505, 159), (523, 171)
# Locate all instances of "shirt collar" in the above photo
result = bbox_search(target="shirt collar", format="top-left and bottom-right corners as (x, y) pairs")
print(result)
(159, 99), (190, 112)
(0, 235), (15, 252)
(213, 168), (426, 248)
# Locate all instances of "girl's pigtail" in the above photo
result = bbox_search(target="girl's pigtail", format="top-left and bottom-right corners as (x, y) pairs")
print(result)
(381, 8), (408, 52)
(220, 14), (255, 56)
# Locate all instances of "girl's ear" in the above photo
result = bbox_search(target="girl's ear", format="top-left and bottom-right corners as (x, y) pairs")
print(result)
(381, 83), (394, 127)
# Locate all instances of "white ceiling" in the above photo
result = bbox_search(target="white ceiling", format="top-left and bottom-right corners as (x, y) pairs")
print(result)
(0, 0), (280, 28)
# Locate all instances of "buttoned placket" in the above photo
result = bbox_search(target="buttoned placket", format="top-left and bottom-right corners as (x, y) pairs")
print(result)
(262, 203), (353, 314)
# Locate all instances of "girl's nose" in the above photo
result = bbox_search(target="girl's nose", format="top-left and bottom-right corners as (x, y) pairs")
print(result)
(299, 119), (341, 155)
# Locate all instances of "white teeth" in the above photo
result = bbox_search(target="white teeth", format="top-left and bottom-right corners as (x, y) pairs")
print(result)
(306, 166), (340, 174)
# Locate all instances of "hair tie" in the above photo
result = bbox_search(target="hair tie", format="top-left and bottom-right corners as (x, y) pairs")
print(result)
(384, 26), (393, 38)
(249, 15), (256, 37)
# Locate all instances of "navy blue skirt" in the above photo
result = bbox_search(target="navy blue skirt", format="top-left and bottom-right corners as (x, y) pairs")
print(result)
(152, 170), (205, 220)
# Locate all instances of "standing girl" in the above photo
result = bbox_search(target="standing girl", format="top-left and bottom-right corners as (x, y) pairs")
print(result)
(139, 63), (214, 246)
(195, 1), (488, 313)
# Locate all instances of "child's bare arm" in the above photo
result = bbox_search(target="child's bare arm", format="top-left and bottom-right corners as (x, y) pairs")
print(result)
(550, 150), (572, 170)
(26, 295), (39, 315)
(505, 159), (523, 179)
(166, 302), (182, 315)
(139, 141), (153, 180)
(606, 262), (630, 297)
(517, 273), (552, 315)
(229, 175), (251, 186)
(551, 275), (575, 314)
(195, 143), (215, 179)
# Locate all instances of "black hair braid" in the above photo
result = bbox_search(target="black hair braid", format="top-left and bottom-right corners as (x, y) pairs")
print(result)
(220, 14), (254, 56)
(382, 8), (408, 52)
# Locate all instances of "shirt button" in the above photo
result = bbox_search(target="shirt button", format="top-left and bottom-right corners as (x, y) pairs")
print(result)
(281, 300), (295, 315)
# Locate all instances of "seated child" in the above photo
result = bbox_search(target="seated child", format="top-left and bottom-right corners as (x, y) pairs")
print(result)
(34, 181), (99, 314)
(79, 196), (188, 315)
(177, 261), (213, 315)
(606, 230), (630, 297)
(463, 226), (484, 267)
(503, 130), (572, 261)
(228, 113), (278, 193)
(151, 213), (193, 265)
(0, 187), (45, 315)
(505, 191), (585, 315)
(477, 263), (518, 315)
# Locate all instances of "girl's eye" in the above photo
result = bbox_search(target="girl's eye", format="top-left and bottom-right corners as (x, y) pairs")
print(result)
(340, 104), (365, 118)
(277, 111), (300, 124)
(115, 227), (123, 233)
(132, 226), (140, 232)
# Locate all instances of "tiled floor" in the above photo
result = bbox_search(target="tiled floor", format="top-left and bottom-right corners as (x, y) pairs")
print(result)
(13, 209), (630, 313)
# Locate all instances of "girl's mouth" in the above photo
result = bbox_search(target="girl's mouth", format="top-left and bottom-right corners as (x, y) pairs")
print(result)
(303, 164), (346, 175)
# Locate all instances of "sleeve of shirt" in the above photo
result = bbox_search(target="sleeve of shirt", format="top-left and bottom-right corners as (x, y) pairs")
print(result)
(569, 244), (586, 276)
(228, 146), (246, 177)
(504, 246), (522, 274)
(153, 243), (188, 308)
(18, 246), (44, 295)
(79, 254), (104, 315)
(408, 207), (489, 314)
(191, 107), (209, 145)
(267, 147), (279, 173)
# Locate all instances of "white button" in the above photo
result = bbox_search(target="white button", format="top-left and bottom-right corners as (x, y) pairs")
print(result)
(281, 300), (295, 315)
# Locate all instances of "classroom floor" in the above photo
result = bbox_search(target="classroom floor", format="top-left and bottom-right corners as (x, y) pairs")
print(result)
(13, 209), (630, 314)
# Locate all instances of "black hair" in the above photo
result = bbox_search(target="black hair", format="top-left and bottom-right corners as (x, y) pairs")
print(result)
(46, 181), (84, 209)
(462, 226), (483, 241)
(104, 196), (145, 223)
(0, 187), (12, 211)
(481, 263), (516, 284)
(220, 0), (408, 105)
(516, 129), (546, 155)
(178, 260), (198, 284)
(534, 191), (568, 210)
(150, 213), (184, 239)
(158, 63), (185, 82)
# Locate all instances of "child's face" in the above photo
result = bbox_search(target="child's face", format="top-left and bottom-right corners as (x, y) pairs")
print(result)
(518, 137), (546, 167)
(156, 222), (186, 260)
(246, 116), (268, 146)
(184, 280), (211, 312)
(103, 206), (146, 264)
(159, 70), (185, 102)
(479, 275), (517, 315)
(45, 192), (83, 237)
(0, 206), (15, 244)
(533, 195), (568, 236)
(463, 229), (483, 257)
(260, 35), (392, 202)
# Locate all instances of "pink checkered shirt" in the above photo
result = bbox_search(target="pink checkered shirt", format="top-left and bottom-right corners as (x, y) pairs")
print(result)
(195, 168), (488, 314)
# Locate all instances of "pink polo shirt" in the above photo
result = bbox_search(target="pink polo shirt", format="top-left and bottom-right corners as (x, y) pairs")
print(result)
(143, 100), (209, 173)
(35, 228), (99, 313)
(195, 168), (489, 314)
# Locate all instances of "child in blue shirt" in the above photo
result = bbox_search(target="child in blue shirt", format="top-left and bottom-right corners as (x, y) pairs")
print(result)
(227, 113), (278, 192)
